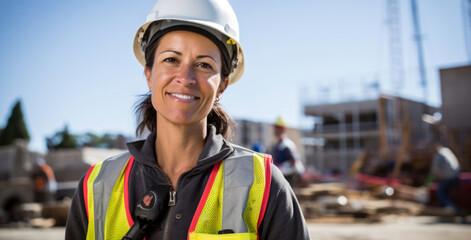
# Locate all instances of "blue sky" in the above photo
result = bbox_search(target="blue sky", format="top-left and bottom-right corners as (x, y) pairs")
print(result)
(0, 0), (469, 153)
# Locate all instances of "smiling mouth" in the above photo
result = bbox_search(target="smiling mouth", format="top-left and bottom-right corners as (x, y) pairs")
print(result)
(168, 93), (199, 101)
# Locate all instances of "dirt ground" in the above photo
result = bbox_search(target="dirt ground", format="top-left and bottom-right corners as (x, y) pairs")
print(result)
(307, 215), (471, 240)
(0, 216), (469, 240)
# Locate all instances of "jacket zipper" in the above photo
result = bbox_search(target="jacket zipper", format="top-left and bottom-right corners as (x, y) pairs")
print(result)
(162, 172), (188, 240)
(162, 188), (175, 240)
(168, 188), (176, 206)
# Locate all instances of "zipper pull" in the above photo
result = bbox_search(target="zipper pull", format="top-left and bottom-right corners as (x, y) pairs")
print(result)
(168, 188), (176, 206)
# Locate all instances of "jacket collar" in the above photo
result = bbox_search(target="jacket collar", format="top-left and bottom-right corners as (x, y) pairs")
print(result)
(126, 125), (234, 171)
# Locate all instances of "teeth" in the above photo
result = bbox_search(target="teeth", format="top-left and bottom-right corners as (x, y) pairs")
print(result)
(171, 93), (196, 100)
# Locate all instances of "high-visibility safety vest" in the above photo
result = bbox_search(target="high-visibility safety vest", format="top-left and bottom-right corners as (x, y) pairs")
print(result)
(83, 146), (273, 240)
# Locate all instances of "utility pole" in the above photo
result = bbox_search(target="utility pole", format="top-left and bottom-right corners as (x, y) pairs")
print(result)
(411, 0), (431, 145)
(463, 0), (471, 62)
(410, 0), (428, 104)
(386, 0), (404, 158)
(387, 0), (404, 95)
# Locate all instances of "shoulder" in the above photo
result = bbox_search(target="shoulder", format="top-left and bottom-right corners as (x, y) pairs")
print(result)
(226, 143), (274, 167)
(94, 151), (132, 168)
(83, 151), (132, 183)
(269, 163), (291, 193)
(228, 142), (256, 153)
(227, 142), (266, 158)
(224, 143), (273, 174)
(281, 138), (296, 149)
(104, 151), (132, 162)
(258, 164), (311, 239)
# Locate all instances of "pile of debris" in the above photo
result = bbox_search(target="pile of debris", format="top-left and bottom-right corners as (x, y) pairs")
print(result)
(296, 182), (430, 223)
(1, 199), (71, 228)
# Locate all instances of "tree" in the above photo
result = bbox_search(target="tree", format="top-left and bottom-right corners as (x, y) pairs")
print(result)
(78, 132), (120, 149)
(46, 125), (78, 150)
(46, 126), (127, 150)
(0, 100), (30, 146)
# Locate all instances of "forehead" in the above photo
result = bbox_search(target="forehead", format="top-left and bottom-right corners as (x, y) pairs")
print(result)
(157, 30), (220, 55)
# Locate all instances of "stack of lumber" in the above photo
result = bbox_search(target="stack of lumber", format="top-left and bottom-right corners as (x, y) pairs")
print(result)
(296, 183), (425, 223)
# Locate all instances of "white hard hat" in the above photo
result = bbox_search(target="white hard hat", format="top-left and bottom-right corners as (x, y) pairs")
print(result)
(133, 0), (245, 85)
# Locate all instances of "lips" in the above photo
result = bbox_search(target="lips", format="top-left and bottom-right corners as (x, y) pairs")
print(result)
(167, 92), (199, 102)
(170, 93), (197, 99)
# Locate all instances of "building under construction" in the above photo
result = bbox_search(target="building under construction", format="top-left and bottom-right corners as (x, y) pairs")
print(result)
(300, 65), (471, 181)
(303, 94), (437, 183)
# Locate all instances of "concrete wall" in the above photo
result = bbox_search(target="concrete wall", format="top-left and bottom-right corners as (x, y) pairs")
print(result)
(0, 140), (37, 222)
(0, 146), (16, 180)
(46, 147), (126, 182)
(0, 140), (37, 180)
(440, 65), (471, 129)
(46, 149), (89, 183)
(440, 64), (471, 171)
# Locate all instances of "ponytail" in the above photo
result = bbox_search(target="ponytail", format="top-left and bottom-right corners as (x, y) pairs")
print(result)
(135, 93), (156, 136)
(207, 101), (235, 140)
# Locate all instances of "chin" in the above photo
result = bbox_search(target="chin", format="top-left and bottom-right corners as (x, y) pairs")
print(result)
(166, 113), (203, 126)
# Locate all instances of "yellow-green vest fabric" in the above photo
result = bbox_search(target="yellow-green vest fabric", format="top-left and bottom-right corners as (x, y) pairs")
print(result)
(83, 147), (272, 240)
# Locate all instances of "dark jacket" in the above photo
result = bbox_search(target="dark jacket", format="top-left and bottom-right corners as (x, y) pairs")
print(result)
(65, 126), (310, 240)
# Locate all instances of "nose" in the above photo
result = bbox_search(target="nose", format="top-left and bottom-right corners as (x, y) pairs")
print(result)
(175, 64), (196, 85)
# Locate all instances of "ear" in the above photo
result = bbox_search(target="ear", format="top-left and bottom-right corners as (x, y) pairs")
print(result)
(217, 77), (229, 98)
(145, 67), (152, 91)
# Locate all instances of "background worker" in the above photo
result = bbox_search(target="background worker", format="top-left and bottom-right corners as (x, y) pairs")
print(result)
(65, 0), (310, 239)
(431, 143), (461, 214)
(422, 113), (462, 215)
(271, 116), (305, 188)
(32, 157), (57, 202)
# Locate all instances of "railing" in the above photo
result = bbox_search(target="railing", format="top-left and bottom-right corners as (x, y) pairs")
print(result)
(314, 121), (378, 132)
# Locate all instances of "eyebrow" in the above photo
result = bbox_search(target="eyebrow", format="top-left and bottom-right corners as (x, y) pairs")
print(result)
(159, 50), (182, 56)
(159, 50), (217, 62)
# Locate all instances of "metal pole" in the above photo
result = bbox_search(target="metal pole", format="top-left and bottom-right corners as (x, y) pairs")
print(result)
(316, 118), (324, 172)
(410, 0), (428, 104)
(387, 0), (404, 95)
(463, 0), (471, 62)
(338, 112), (347, 178)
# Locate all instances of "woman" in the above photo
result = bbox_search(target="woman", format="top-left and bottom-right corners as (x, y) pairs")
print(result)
(65, 0), (310, 239)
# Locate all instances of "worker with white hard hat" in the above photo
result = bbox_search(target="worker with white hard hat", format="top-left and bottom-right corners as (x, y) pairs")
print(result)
(65, 1), (310, 239)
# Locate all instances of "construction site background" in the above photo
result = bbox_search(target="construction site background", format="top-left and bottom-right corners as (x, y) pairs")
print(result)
(0, 67), (470, 236)
(293, 64), (471, 224)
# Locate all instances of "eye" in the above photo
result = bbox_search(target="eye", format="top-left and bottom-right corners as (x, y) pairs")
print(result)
(163, 57), (178, 63)
(196, 62), (214, 70)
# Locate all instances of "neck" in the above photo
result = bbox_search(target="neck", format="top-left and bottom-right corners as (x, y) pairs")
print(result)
(154, 117), (207, 186)
(276, 134), (285, 142)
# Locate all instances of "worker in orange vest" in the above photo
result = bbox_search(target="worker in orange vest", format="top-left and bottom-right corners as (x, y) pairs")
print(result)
(32, 158), (57, 202)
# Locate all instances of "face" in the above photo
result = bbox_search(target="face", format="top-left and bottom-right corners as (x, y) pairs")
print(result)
(274, 126), (285, 140)
(145, 30), (229, 126)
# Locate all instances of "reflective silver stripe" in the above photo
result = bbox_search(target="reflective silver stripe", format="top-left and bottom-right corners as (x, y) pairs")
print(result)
(222, 146), (254, 233)
(92, 152), (131, 240)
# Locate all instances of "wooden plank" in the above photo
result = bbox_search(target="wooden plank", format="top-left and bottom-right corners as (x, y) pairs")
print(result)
(378, 95), (389, 159)
(391, 100), (411, 179)
(349, 150), (367, 177)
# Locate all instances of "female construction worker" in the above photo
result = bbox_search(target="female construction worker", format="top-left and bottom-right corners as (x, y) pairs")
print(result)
(65, 0), (310, 239)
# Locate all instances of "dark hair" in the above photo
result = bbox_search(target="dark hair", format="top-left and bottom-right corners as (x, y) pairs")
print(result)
(135, 31), (235, 139)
